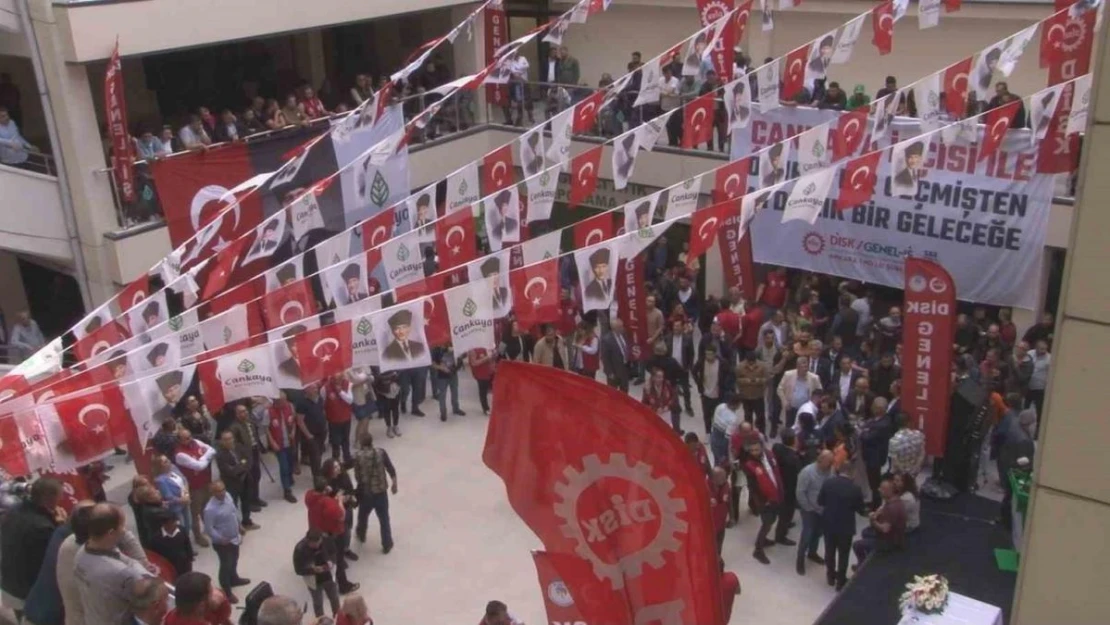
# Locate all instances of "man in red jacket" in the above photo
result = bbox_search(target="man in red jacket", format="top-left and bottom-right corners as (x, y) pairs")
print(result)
(305, 477), (360, 593)
(740, 437), (784, 564)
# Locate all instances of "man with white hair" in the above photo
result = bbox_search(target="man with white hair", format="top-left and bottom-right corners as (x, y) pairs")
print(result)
(995, 407), (1037, 528)
(258, 594), (332, 625)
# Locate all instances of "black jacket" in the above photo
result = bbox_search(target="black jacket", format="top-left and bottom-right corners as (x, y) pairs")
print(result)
(0, 503), (59, 599)
(149, 527), (194, 576)
(859, 413), (897, 470)
(772, 443), (802, 506)
(643, 354), (685, 386)
(692, 356), (735, 397)
(662, 332), (695, 369)
(216, 446), (250, 494)
(293, 536), (337, 579)
(817, 475), (866, 537)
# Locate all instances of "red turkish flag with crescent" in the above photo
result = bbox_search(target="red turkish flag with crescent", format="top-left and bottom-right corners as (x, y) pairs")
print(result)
(1043, 6), (1096, 85)
(73, 320), (130, 364)
(1037, 81), (1081, 174)
(832, 107), (869, 160)
(423, 294), (451, 348)
(682, 92), (717, 150)
(56, 384), (130, 464)
(573, 91), (606, 134)
(712, 157), (752, 202)
(734, 0), (753, 45)
(837, 151), (882, 212)
(574, 211), (615, 250)
(0, 416), (29, 477)
(871, 1), (895, 56)
(118, 276), (151, 318)
(688, 200), (738, 264)
(979, 99), (1019, 163)
(943, 0), (961, 11)
(360, 207), (395, 252)
(781, 44), (810, 101)
(510, 258), (561, 330)
(436, 209), (477, 270)
(943, 57), (973, 117)
(41, 471), (92, 513)
(200, 236), (250, 302)
(482, 363), (723, 625)
(294, 321), (353, 385)
(482, 144), (515, 196)
(261, 277), (318, 330)
(569, 146), (603, 209)
(901, 258), (956, 457)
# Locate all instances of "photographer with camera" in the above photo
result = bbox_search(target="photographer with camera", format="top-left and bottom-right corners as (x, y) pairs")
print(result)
(0, 478), (65, 615)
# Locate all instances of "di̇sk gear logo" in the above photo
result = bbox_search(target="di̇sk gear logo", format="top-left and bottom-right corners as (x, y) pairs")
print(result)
(553, 453), (688, 590)
(802, 231), (826, 255)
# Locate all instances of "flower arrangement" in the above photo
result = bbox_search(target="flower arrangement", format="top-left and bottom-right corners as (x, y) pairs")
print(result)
(899, 574), (950, 615)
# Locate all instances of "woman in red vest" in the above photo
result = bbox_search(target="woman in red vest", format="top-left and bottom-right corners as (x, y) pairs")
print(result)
(467, 347), (497, 415)
(641, 368), (679, 432)
(740, 438), (785, 565)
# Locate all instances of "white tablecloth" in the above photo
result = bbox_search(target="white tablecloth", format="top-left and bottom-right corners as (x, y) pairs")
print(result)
(897, 592), (1003, 625)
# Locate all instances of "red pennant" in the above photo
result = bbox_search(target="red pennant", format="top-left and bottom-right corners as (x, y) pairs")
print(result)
(943, 0), (961, 11)
(73, 320), (130, 363)
(294, 321), (353, 385)
(837, 151), (882, 211)
(901, 258), (957, 456)
(118, 275), (151, 317)
(1043, 7), (1096, 84)
(423, 294), (451, 348)
(573, 211), (615, 249)
(734, 0), (754, 44)
(833, 107), (870, 160)
(56, 384), (130, 464)
(1036, 82), (1081, 174)
(41, 471), (91, 514)
(572, 91), (605, 134)
(943, 58), (973, 117)
(979, 99), (1019, 163)
(261, 277), (318, 329)
(200, 236), (250, 301)
(568, 146), (603, 209)
(435, 209), (477, 270)
(360, 207), (395, 251)
(510, 258), (561, 329)
(482, 144), (515, 196)
(0, 417), (28, 477)
(712, 157), (752, 202)
(688, 200), (739, 263)
(781, 44), (810, 101)
(0, 374), (29, 406)
(682, 92), (717, 149)
(196, 360), (224, 414)
(698, 0), (737, 82)
(871, 1), (895, 56)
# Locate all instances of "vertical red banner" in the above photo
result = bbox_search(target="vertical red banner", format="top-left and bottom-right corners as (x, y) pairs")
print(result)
(697, 0), (736, 82)
(617, 253), (647, 362)
(532, 551), (591, 625)
(104, 41), (136, 203)
(484, 4), (508, 108)
(718, 214), (756, 301)
(901, 258), (956, 457)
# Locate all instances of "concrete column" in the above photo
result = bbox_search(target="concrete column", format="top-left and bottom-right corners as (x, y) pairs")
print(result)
(455, 2), (490, 124)
(0, 251), (30, 327)
(293, 30), (327, 89)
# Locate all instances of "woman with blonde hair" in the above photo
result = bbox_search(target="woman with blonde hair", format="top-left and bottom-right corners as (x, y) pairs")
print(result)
(337, 593), (373, 625)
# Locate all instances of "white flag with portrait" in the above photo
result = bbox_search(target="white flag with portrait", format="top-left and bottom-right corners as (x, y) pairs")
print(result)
(870, 95), (894, 146)
(484, 186), (521, 251)
(760, 0), (774, 31)
(406, 184), (437, 242)
(1029, 84), (1064, 147)
(1067, 73), (1092, 135)
(324, 256), (371, 307)
(832, 14), (865, 64)
(890, 136), (930, 197)
(665, 175), (702, 220)
(756, 61), (781, 113)
(127, 337), (180, 381)
(243, 213), (288, 265)
(757, 141), (791, 188)
(264, 256), (304, 292)
(972, 43), (1004, 103)
(467, 252), (513, 318)
(373, 302), (432, 372)
(723, 77), (753, 131)
(519, 127), (546, 178)
(915, 71), (944, 133)
(545, 108), (574, 168)
(525, 169), (559, 223)
(796, 122), (831, 174)
(611, 131), (641, 190)
(575, 242), (620, 313)
(739, 183), (782, 241)
(635, 110), (671, 152)
(126, 290), (168, 340)
(446, 162), (481, 214)
(268, 317), (321, 390)
(783, 167), (836, 224)
(633, 58), (663, 107)
(217, 344), (280, 402)
(804, 30), (837, 86)
(998, 24), (1038, 77)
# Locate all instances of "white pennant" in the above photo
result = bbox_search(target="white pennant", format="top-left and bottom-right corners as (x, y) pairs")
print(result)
(796, 122), (831, 175)
(971, 43), (1005, 103)
(636, 109), (672, 152)
(522, 229), (562, 265)
(219, 344), (279, 402)
(545, 107), (575, 169)
(892, 0), (910, 22)
(723, 77), (754, 131)
(758, 141), (791, 189)
(783, 167), (836, 225)
(756, 61), (781, 113)
(1067, 74), (1093, 135)
(915, 71), (945, 133)
(998, 24), (1038, 77)
(665, 175), (703, 220)
(634, 58), (664, 108)
(804, 30), (837, 86)
(519, 126), (547, 178)
(524, 168), (560, 223)
(832, 14), (865, 64)
(446, 162), (481, 214)
(611, 130), (641, 191)
(445, 283), (497, 353)
(1029, 84), (1065, 147)
(870, 95), (894, 146)
(760, 0), (775, 31)
(919, 0), (941, 30)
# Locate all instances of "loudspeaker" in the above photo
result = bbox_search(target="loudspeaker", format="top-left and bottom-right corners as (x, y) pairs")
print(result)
(939, 377), (989, 491)
(239, 581), (274, 625)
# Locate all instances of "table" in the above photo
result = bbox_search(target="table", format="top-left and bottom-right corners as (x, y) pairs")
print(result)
(897, 592), (1003, 625)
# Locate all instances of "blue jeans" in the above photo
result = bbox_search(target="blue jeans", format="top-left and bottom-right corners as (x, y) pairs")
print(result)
(710, 428), (730, 467)
(797, 509), (823, 565)
(399, 368), (427, 412)
(434, 375), (460, 417)
(274, 447), (294, 491)
(356, 491), (393, 549)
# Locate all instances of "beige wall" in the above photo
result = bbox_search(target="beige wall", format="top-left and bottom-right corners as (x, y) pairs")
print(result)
(559, 1), (1050, 99)
(1011, 13), (1110, 624)
(0, 251), (31, 334)
(0, 165), (71, 262)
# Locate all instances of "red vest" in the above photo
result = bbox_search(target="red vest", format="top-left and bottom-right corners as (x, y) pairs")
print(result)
(325, 380), (352, 424)
(743, 454), (784, 508)
(268, 402), (296, 449)
(468, 348), (495, 381)
(580, 336), (599, 373)
(175, 439), (212, 491)
(556, 299), (578, 335)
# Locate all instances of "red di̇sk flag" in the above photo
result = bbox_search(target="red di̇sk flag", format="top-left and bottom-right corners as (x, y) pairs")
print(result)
(73, 320), (130, 363)
(781, 44), (810, 101)
(436, 209), (477, 270)
(682, 92), (718, 150)
(943, 58), (973, 117)
(569, 145), (604, 209)
(573, 90), (606, 134)
(56, 384), (131, 464)
(360, 207), (396, 252)
(510, 259), (561, 329)
(482, 144), (515, 196)
(871, 1), (895, 56)
(261, 277), (318, 330)
(482, 363), (723, 625)
(104, 42), (136, 204)
(1042, 6), (1096, 84)
(688, 200), (739, 263)
(901, 258), (956, 457)
(617, 254), (648, 362)
(978, 99), (1020, 163)
(696, 0), (736, 81)
(713, 157), (752, 202)
(837, 151), (882, 212)
(574, 212), (615, 250)
(1037, 82), (1081, 174)
(832, 107), (869, 160)
(294, 321), (354, 385)
(532, 551), (592, 625)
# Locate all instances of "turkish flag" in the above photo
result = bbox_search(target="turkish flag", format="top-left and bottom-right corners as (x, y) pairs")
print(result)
(423, 294), (451, 348)
(0, 416), (28, 477)
(781, 44), (810, 101)
(688, 200), (739, 264)
(118, 275), (151, 318)
(436, 209), (477, 270)
(573, 90), (606, 134)
(0, 374), (29, 406)
(1043, 7), (1096, 84)
(712, 157), (752, 202)
(734, 0), (754, 45)
(832, 107), (869, 160)
(682, 92), (717, 149)
(979, 99), (1020, 163)
(871, 1), (895, 56)
(197, 358), (226, 414)
(944, 0), (961, 11)
(943, 57), (973, 117)
(837, 151), (882, 212)
(395, 273), (443, 304)
(1037, 82), (1081, 174)
(294, 321), (353, 385)
(261, 277), (318, 330)
(901, 258), (956, 456)
(482, 363), (723, 625)
(73, 320), (130, 363)
(200, 235), (250, 301)
(360, 206), (395, 252)
(56, 384), (131, 464)
(569, 145), (603, 209)
(574, 211), (614, 250)
(483, 144), (516, 196)
(41, 471), (91, 513)
(510, 258), (561, 329)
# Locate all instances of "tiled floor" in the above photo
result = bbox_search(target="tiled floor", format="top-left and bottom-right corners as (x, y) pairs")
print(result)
(100, 374), (859, 625)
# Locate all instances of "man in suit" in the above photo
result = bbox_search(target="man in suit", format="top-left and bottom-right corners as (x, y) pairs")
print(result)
(278, 325), (306, 384)
(251, 217), (283, 257)
(540, 45), (562, 85)
(663, 318), (695, 414)
(215, 429), (258, 529)
(340, 263), (368, 304)
(584, 248), (613, 303)
(841, 376), (874, 424)
(830, 355), (862, 404)
(761, 143), (785, 187)
(599, 318), (633, 392)
(481, 257), (510, 312)
(808, 34), (834, 76)
(772, 430), (802, 547)
(693, 344), (734, 435)
(893, 141), (924, 191)
(860, 396), (896, 505)
(817, 336), (843, 388)
(152, 371), (184, 424)
(776, 356), (823, 435)
(817, 463), (867, 590)
(382, 309), (426, 362)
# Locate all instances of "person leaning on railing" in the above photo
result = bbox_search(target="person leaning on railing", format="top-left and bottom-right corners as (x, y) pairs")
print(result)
(0, 105), (39, 171)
